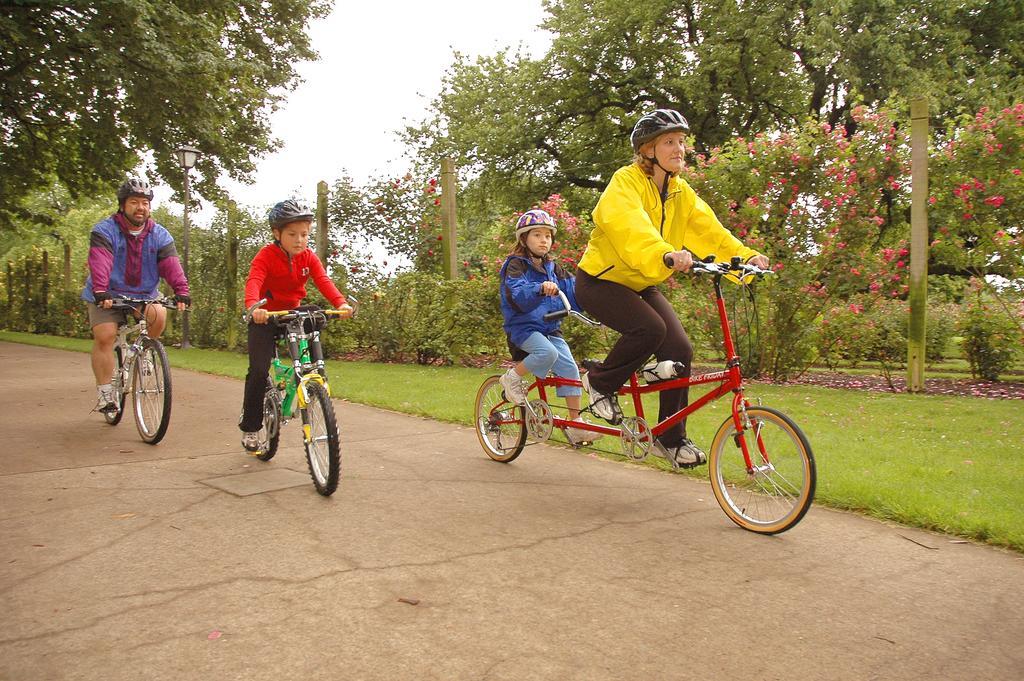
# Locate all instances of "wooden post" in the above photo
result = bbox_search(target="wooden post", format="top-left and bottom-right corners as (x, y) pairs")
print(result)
(23, 258), (32, 328)
(316, 180), (329, 267)
(6, 262), (12, 318)
(63, 242), (72, 293)
(907, 98), (929, 393)
(226, 200), (239, 350)
(440, 158), (458, 280)
(41, 250), (49, 309)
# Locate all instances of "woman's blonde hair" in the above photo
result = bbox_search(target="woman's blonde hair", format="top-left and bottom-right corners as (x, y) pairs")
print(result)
(633, 147), (656, 177)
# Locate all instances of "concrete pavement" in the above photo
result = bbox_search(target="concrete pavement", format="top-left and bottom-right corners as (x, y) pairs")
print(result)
(1, 341), (1022, 680)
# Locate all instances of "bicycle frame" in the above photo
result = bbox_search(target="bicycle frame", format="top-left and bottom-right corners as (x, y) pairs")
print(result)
(523, 260), (766, 472)
(110, 300), (166, 391)
(269, 313), (332, 423)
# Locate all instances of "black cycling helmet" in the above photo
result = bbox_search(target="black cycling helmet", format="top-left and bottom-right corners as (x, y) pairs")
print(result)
(630, 109), (690, 151)
(116, 178), (154, 204)
(268, 199), (315, 229)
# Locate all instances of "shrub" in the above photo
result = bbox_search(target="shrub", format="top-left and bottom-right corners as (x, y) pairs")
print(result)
(958, 291), (1021, 381)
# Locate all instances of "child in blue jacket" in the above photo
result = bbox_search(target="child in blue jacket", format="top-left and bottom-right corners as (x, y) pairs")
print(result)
(499, 209), (602, 444)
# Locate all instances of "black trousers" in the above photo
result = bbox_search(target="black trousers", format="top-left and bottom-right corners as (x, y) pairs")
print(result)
(239, 322), (277, 432)
(575, 269), (693, 445)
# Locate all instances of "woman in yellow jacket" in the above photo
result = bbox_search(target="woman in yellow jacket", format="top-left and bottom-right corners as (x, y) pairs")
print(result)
(576, 109), (770, 468)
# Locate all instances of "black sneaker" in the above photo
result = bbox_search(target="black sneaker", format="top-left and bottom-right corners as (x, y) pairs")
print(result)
(581, 372), (623, 425)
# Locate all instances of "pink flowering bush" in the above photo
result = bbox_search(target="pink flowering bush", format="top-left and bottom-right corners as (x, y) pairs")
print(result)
(681, 107), (916, 378)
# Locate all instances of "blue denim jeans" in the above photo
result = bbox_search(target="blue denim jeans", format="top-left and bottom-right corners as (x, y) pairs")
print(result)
(519, 332), (581, 398)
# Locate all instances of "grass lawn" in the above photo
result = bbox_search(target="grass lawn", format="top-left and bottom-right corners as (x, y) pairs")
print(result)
(4, 330), (1022, 552)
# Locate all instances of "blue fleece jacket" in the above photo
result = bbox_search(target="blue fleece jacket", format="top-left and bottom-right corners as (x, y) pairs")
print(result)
(499, 254), (580, 348)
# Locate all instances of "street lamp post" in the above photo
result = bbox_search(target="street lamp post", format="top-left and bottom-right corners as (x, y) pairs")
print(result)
(175, 145), (202, 349)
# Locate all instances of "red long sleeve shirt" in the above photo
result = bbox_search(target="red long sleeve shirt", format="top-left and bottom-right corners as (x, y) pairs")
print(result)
(244, 244), (347, 312)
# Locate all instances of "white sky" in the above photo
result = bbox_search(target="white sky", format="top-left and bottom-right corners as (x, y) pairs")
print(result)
(172, 0), (552, 225)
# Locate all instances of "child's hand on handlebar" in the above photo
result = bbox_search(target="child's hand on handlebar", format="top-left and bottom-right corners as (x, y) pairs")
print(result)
(252, 308), (269, 324)
(540, 281), (559, 297)
(337, 303), (354, 318)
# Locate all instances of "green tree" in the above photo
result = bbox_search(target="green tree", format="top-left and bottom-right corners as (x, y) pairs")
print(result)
(1, 0), (331, 227)
(405, 0), (1023, 206)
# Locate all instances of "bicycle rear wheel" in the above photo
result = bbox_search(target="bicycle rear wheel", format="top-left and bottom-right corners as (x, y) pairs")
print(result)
(132, 338), (172, 444)
(474, 375), (526, 463)
(104, 345), (127, 426)
(708, 406), (815, 534)
(302, 381), (340, 496)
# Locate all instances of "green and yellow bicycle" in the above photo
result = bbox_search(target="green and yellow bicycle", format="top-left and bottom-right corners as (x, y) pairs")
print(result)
(243, 300), (353, 496)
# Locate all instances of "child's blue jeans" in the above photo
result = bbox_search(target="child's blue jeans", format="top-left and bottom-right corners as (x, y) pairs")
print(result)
(519, 332), (581, 398)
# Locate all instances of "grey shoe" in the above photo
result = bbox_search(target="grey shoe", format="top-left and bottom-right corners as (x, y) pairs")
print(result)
(654, 438), (707, 468)
(499, 368), (528, 406)
(582, 372), (622, 425)
(564, 418), (604, 445)
(242, 431), (261, 453)
(97, 386), (118, 414)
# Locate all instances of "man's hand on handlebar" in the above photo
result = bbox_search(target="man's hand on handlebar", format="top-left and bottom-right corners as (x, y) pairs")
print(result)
(663, 250), (693, 273)
(540, 281), (559, 297)
(94, 291), (113, 309)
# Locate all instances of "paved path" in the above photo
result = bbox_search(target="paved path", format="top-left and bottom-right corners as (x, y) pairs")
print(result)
(1, 341), (1022, 680)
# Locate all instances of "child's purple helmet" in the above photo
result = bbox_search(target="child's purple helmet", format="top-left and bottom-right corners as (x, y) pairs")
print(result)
(515, 209), (557, 239)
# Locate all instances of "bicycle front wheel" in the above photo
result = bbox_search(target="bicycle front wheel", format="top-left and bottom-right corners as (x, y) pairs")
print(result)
(254, 379), (282, 462)
(132, 338), (172, 444)
(302, 381), (340, 496)
(474, 375), (526, 463)
(708, 406), (815, 534)
(104, 345), (127, 426)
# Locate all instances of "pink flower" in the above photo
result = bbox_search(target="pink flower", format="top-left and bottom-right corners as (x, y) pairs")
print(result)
(850, 266), (860, 275)
(928, 196), (937, 205)
(849, 303), (863, 314)
(1013, 169), (1022, 176)
(746, 196), (760, 207)
(984, 195), (1005, 208)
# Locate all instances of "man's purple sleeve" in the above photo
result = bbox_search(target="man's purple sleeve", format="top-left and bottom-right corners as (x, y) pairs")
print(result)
(157, 242), (190, 295)
(88, 231), (114, 292)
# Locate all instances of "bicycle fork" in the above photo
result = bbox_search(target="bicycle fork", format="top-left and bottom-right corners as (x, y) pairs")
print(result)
(732, 397), (774, 475)
(295, 374), (329, 445)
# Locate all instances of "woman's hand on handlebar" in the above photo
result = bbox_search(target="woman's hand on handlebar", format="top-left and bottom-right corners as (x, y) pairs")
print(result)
(540, 281), (559, 297)
(747, 254), (770, 270)
(664, 250), (693, 273)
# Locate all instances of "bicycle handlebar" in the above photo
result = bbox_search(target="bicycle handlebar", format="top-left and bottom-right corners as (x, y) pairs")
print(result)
(541, 290), (601, 326)
(242, 299), (353, 324)
(109, 296), (177, 311)
(690, 255), (773, 279)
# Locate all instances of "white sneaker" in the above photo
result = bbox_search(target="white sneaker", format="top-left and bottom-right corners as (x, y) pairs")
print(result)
(582, 372), (622, 424)
(242, 431), (261, 452)
(499, 368), (528, 406)
(564, 418), (604, 445)
(654, 438), (707, 468)
(97, 385), (118, 413)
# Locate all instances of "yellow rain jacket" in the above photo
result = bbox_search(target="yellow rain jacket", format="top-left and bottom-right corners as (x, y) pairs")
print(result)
(578, 163), (761, 291)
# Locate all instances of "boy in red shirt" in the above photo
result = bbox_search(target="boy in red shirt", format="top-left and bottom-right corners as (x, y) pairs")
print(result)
(240, 199), (352, 452)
